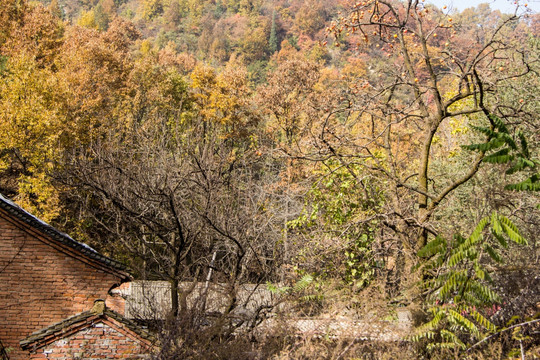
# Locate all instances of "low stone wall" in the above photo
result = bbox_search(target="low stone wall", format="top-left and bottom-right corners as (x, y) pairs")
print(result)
(114, 280), (276, 320)
(114, 280), (413, 341)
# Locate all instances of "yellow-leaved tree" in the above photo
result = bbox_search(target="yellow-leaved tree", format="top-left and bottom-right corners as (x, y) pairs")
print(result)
(0, 0), (66, 220)
(190, 60), (257, 141)
(0, 54), (67, 221)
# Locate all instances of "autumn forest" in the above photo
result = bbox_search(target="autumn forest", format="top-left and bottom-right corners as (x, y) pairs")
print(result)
(0, 0), (539, 357)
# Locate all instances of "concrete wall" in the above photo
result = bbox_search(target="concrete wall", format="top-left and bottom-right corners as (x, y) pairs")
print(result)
(118, 280), (276, 320)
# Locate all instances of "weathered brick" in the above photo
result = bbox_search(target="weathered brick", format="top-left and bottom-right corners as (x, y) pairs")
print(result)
(29, 322), (149, 360)
(0, 210), (127, 360)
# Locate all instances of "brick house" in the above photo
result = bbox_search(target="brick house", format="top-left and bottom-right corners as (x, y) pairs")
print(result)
(0, 193), (147, 359)
(20, 299), (154, 359)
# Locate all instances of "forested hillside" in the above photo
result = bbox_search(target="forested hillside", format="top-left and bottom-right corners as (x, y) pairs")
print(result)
(0, 0), (539, 357)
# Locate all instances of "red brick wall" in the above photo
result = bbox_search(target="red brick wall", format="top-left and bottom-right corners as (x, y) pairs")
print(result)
(0, 212), (126, 360)
(28, 320), (149, 360)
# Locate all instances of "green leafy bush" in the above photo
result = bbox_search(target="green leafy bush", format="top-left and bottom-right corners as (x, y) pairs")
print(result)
(414, 212), (527, 352)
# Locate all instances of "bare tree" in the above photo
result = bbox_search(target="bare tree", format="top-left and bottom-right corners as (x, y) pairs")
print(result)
(62, 107), (279, 321)
(276, 1), (538, 295)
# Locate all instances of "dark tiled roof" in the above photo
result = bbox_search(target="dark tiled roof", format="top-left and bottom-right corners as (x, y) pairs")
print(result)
(0, 193), (128, 275)
(20, 302), (155, 350)
(103, 309), (156, 343)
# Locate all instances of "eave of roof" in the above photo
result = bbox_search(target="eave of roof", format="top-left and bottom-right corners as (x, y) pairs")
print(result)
(0, 193), (128, 277)
(20, 305), (155, 350)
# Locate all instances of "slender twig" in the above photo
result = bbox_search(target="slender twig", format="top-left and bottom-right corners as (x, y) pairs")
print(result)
(467, 318), (540, 352)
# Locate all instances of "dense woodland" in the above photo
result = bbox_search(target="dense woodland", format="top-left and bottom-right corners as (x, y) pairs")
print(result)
(0, 0), (539, 358)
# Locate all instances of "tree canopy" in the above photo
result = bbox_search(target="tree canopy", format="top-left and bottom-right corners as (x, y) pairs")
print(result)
(0, 0), (538, 358)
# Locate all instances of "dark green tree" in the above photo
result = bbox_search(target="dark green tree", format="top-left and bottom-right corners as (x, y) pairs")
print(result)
(269, 9), (278, 54)
(93, 3), (109, 30)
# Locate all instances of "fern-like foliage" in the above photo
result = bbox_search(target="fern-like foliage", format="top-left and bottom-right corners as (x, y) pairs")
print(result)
(413, 212), (527, 352)
(267, 273), (322, 303)
(293, 274), (314, 292)
(463, 114), (540, 199)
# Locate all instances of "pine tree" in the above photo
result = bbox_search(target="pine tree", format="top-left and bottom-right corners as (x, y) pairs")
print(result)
(93, 3), (109, 31)
(49, 0), (64, 19)
(269, 9), (278, 54)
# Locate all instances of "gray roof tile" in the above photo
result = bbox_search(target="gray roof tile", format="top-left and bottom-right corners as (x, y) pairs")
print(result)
(0, 193), (128, 275)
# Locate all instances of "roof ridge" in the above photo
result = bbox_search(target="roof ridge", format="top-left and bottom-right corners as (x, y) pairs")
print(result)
(20, 301), (155, 350)
(19, 310), (95, 349)
(0, 193), (129, 276)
